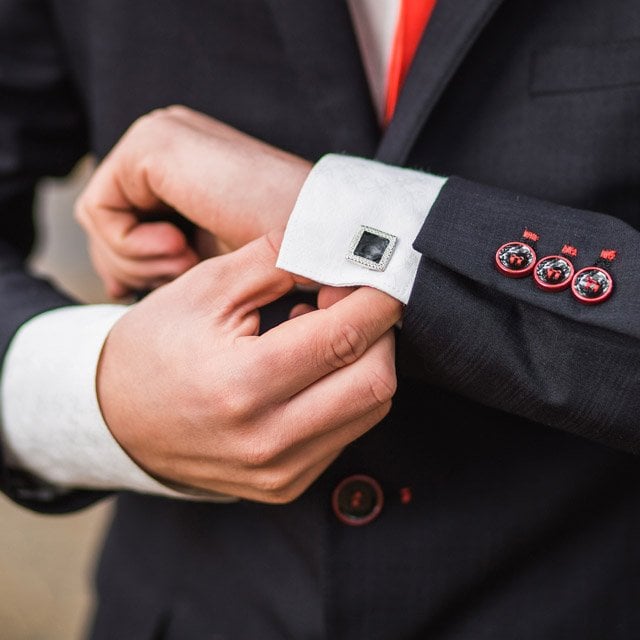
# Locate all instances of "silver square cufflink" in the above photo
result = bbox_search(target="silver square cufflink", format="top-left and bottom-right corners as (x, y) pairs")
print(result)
(346, 225), (397, 271)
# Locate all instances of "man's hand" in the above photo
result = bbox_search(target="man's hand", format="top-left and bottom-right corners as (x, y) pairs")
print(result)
(75, 105), (311, 298)
(98, 233), (401, 503)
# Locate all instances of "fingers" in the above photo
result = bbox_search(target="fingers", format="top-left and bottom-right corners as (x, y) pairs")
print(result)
(95, 228), (399, 504)
(197, 231), (296, 317)
(289, 303), (315, 319)
(77, 105), (311, 299)
(116, 219), (192, 260)
(74, 112), (207, 297)
(89, 241), (131, 299)
(190, 449), (343, 504)
(182, 398), (389, 504)
(88, 232), (198, 298)
(250, 450), (343, 504)
(198, 396), (391, 503)
(269, 402), (391, 498)
(198, 329), (395, 501)
(95, 106), (309, 244)
(247, 286), (402, 399)
(282, 330), (396, 438)
(77, 184), (198, 297)
(77, 189), (191, 260)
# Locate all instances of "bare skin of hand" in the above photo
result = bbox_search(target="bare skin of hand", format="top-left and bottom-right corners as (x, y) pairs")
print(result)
(75, 105), (311, 298)
(98, 232), (402, 503)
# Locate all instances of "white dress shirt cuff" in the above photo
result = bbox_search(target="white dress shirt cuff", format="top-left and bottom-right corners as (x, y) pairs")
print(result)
(277, 154), (447, 304)
(1, 305), (235, 502)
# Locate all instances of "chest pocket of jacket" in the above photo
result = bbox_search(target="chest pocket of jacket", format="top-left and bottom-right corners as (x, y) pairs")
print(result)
(530, 38), (640, 96)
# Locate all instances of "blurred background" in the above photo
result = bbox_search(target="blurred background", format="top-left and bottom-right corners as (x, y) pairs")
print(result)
(0, 158), (115, 640)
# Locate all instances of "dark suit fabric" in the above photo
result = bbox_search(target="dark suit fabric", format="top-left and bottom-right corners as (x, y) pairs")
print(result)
(2, 1), (640, 638)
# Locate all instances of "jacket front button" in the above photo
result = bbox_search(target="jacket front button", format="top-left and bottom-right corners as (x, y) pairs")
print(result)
(332, 475), (384, 526)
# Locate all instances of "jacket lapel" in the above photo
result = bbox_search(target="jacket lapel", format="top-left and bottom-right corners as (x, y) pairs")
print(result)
(376, 0), (506, 165)
(265, 0), (379, 157)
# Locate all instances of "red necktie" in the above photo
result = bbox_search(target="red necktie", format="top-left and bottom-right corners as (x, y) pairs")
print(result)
(384, 0), (437, 126)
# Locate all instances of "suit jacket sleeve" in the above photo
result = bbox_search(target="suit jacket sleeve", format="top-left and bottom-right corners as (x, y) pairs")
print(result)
(402, 176), (640, 454)
(0, 0), (108, 512)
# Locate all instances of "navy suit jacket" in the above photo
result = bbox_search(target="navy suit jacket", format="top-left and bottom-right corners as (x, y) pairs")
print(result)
(2, 1), (640, 638)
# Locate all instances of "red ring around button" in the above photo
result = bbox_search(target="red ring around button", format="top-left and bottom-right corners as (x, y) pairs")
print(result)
(571, 266), (613, 304)
(533, 255), (575, 291)
(332, 474), (384, 527)
(495, 242), (537, 278)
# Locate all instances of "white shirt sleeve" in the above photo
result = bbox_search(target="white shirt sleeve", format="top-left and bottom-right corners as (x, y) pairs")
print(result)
(0, 305), (235, 502)
(276, 154), (447, 304)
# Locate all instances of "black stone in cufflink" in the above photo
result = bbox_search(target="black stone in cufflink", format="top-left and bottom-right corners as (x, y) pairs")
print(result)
(355, 231), (389, 262)
(346, 226), (397, 271)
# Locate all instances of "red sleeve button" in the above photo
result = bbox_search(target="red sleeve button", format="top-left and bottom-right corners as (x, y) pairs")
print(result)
(495, 241), (537, 278)
(571, 266), (613, 304)
(533, 255), (574, 291)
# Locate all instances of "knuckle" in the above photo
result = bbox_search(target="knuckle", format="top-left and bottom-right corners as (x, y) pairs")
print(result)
(137, 105), (189, 130)
(264, 488), (300, 505)
(261, 230), (283, 260)
(239, 435), (281, 469)
(130, 110), (160, 136)
(132, 107), (178, 138)
(366, 367), (397, 406)
(253, 469), (291, 499)
(359, 399), (393, 432)
(377, 399), (393, 422)
(74, 194), (103, 230)
(163, 104), (193, 119)
(254, 470), (303, 504)
(139, 107), (168, 125)
(217, 386), (258, 422)
(246, 233), (283, 274)
(73, 198), (88, 225)
(322, 322), (367, 369)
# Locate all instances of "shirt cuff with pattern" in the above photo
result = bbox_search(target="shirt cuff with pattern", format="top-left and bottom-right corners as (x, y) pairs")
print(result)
(277, 154), (447, 304)
(0, 305), (235, 502)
